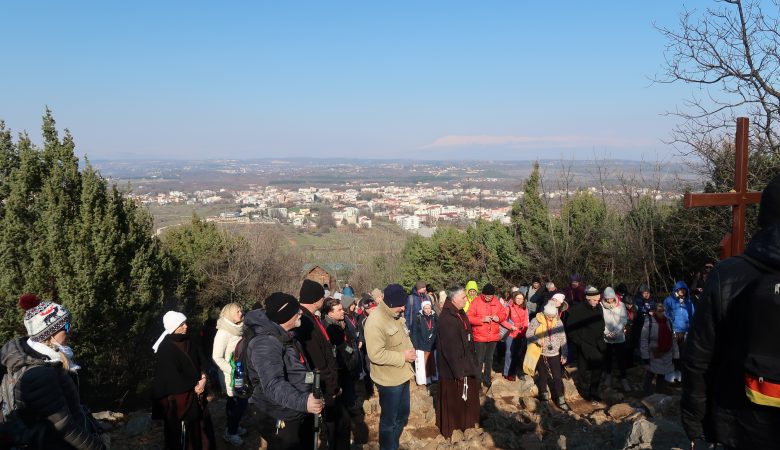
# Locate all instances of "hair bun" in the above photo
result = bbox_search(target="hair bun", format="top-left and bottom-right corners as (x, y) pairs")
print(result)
(18, 293), (41, 311)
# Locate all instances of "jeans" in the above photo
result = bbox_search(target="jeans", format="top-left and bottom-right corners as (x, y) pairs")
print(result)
(377, 381), (410, 450)
(474, 341), (497, 385)
(503, 335), (527, 377)
(226, 395), (248, 435)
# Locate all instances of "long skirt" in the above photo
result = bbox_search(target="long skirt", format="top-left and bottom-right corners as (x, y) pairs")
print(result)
(436, 376), (480, 438)
(154, 392), (216, 450)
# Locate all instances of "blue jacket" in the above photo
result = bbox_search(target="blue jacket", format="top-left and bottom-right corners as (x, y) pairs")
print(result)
(663, 280), (695, 333)
(245, 309), (311, 421)
(410, 311), (438, 352)
(404, 290), (425, 325)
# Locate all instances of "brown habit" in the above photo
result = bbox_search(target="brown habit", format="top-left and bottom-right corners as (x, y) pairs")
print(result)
(435, 300), (480, 438)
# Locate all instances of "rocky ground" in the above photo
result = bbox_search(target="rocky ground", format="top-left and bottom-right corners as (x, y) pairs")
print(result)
(100, 366), (689, 450)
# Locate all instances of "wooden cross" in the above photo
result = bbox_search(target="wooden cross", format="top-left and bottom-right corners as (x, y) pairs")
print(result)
(683, 117), (763, 259)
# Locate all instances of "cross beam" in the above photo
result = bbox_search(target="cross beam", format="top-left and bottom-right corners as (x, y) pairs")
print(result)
(682, 117), (762, 259)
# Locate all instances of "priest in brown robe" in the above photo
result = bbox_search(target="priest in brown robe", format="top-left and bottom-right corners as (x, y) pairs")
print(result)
(435, 285), (480, 438)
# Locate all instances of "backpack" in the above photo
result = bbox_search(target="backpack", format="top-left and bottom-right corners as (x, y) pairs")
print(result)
(230, 325), (258, 399)
(736, 254), (780, 408)
(0, 365), (48, 448)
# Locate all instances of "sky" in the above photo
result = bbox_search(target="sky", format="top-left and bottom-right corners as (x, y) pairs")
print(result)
(0, 1), (714, 161)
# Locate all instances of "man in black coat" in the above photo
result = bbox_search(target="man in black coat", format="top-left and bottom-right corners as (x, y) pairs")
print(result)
(295, 280), (350, 450)
(566, 285), (607, 401)
(682, 175), (780, 449)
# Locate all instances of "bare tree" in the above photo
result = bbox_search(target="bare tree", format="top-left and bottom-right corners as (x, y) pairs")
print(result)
(656, 0), (780, 183)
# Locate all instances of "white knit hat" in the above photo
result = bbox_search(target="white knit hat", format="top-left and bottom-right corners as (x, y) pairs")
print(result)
(152, 311), (187, 353)
(421, 300), (432, 312)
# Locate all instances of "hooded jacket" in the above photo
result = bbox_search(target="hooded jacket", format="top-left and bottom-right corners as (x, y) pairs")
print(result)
(466, 294), (511, 343)
(0, 338), (105, 450)
(663, 280), (694, 333)
(506, 302), (529, 339)
(601, 298), (628, 344)
(681, 223), (780, 447)
(244, 309), (311, 421)
(463, 280), (479, 312)
(404, 288), (425, 325)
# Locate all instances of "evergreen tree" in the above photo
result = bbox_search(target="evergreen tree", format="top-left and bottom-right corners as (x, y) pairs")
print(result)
(511, 161), (553, 278)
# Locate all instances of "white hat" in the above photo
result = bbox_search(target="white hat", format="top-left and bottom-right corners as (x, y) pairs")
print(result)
(152, 311), (187, 353)
(551, 293), (566, 306)
(543, 302), (558, 317)
(421, 300), (432, 311)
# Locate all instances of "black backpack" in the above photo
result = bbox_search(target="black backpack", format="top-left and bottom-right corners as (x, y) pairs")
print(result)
(231, 325), (258, 399)
(737, 254), (780, 408)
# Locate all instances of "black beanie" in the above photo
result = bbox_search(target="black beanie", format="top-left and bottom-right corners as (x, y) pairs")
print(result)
(299, 279), (325, 304)
(383, 284), (407, 308)
(482, 283), (496, 295)
(759, 174), (780, 228)
(265, 292), (300, 324)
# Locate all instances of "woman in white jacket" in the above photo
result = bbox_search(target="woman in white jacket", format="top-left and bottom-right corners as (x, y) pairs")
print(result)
(212, 303), (247, 445)
(639, 302), (680, 394)
(601, 287), (629, 391)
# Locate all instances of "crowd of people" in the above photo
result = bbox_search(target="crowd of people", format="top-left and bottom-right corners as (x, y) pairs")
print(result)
(1, 175), (778, 450)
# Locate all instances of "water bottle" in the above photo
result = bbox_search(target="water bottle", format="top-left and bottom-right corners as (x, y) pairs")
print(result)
(234, 361), (244, 390)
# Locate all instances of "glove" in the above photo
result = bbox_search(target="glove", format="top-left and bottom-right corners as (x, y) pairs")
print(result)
(673, 359), (681, 371)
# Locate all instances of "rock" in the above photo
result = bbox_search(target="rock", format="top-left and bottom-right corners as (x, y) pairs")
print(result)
(640, 394), (674, 417)
(481, 433), (495, 447)
(602, 387), (625, 404)
(589, 410), (609, 426)
(124, 413), (152, 437)
(563, 377), (580, 400)
(421, 442), (438, 450)
(519, 433), (543, 450)
(521, 396), (539, 412)
(463, 427), (482, 440)
(517, 375), (537, 397)
(450, 429), (464, 444)
(623, 419), (657, 448)
(92, 411), (124, 422)
(608, 403), (635, 421)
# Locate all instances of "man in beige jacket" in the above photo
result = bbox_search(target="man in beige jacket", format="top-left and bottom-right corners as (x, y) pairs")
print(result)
(364, 283), (415, 450)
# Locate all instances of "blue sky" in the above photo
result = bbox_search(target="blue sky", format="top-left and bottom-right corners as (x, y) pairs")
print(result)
(1, 1), (710, 161)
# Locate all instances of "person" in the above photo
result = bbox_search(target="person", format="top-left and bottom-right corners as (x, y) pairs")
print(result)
(295, 280), (350, 450)
(211, 303), (248, 445)
(345, 296), (366, 380)
(435, 286), (480, 438)
(566, 285), (607, 401)
(527, 278), (544, 315)
(635, 284), (656, 317)
(689, 262), (714, 308)
(343, 283), (355, 297)
(463, 280), (479, 312)
(503, 290), (529, 381)
(601, 287), (629, 391)
(663, 280), (694, 358)
(564, 274), (586, 305)
(621, 294), (642, 385)
(323, 298), (360, 412)
(364, 284), (415, 450)
(682, 175), (780, 448)
(525, 302), (569, 411)
(640, 302), (678, 394)
(425, 284), (439, 315)
(410, 300), (438, 384)
(466, 283), (511, 389)
(0, 295), (109, 450)
(245, 293), (324, 450)
(152, 311), (216, 450)
(437, 290), (447, 314)
(404, 281), (427, 325)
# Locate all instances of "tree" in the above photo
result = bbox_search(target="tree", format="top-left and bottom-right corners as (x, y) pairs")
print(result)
(658, 0), (780, 188)
(511, 161), (552, 277)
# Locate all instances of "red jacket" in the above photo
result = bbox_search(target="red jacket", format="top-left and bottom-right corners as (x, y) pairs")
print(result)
(467, 294), (511, 342)
(506, 303), (529, 339)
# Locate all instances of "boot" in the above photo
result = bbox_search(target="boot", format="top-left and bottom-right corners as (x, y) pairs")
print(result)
(556, 397), (570, 411)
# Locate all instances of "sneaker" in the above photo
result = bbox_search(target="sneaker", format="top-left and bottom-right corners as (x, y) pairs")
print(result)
(223, 432), (243, 446)
(236, 426), (248, 436)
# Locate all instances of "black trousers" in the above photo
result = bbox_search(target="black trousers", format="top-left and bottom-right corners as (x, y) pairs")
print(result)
(474, 341), (497, 385)
(323, 397), (351, 450)
(536, 354), (564, 399)
(258, 414), (315, 450)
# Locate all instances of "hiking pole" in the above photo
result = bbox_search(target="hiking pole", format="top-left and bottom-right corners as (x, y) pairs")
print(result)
(312, 369), (322, 450)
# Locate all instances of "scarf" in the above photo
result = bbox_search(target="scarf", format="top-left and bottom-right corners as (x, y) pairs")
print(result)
(216, 317), (243, 337)
(654, 316), (673, 353)
(27, 338), (81, 372)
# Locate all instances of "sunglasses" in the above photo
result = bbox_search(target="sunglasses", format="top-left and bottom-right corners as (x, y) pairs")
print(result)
(63, 322), (71, 334)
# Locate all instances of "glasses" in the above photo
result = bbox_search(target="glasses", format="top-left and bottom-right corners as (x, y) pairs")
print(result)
(63, 323), (71, 334)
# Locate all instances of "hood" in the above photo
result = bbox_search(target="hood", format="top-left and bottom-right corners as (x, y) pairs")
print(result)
(244, 309), (289, 341)
(0, 337), (52, 373)
(465, 281), (479, 300)
(671, 280), (691, 303)
(746, 223), (780, 268)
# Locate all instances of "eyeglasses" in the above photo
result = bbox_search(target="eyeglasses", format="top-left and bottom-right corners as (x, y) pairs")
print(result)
(63, 323), (71, 334)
